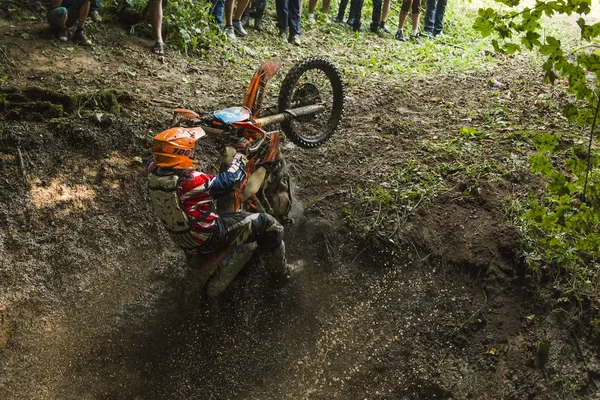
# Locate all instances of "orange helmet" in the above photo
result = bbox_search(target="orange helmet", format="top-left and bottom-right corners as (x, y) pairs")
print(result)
(151, 127), (206, 169)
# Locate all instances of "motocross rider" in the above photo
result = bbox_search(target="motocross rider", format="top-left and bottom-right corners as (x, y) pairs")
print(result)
(147, 127), (289, 287)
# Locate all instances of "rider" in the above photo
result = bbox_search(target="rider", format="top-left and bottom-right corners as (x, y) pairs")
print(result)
(147, 127), (289, 289)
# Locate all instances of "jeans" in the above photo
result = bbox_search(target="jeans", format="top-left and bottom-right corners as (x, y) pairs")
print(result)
(369, 0), (382, 31)
(349, 0), (363, 30)
(210, 0), (224, 29)
(90, 0), (99, 12)
(424, 0), (447, 35)
(336, 0), (349, 20)
(275, 0), (301, 35)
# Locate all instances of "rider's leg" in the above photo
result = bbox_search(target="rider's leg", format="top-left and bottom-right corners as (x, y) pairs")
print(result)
(214, 212), (288, 282)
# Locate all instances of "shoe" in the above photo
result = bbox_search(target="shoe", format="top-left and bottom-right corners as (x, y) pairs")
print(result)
(241, 15), (250, 28)
(232, 20), (247, 36)
(56, 28), (68, 42)
(279, 27), (287, 40)
(72, 29), (92, 46)
(423, 30), (434, 39)
(225, 25), (237, 40)
(90, 10), (102, 22)
(254, 18), (263, 31)
(152, 41), (165, 54)
(395, 29), (406, 41)
(288, 34), (301, 46)
(308, 12), (316, 23)
(380, 21), (390, 33)
(346, 17), (354, 26)
(410, 31), (421, 41)
(334, 16), (345, 24)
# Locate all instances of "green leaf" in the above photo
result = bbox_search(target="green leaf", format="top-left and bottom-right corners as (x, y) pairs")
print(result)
(533, 133), (558, 153)
(529, 153), (555, 176)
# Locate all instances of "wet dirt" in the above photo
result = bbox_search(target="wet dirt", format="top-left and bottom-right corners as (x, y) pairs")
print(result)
(2, 9), (600, 400)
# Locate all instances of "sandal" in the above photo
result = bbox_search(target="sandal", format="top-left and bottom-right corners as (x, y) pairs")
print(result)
(152, 41), (165, 54)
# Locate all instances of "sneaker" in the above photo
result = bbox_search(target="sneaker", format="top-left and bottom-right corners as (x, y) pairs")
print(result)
(279, 27), (287, 40)
(380, 21), (390, 34)
(308, 12), (316, 23)
(410, 31), (421, 41)
(72, 29), (92, 46)
(241, 15), (250, 28)
(346, 17), (354, 26)
(232, 20), (247, 36)
(334, 15), (345, 24)
(423, 30), (434, 39)
(225, 25), (237, 40)
(56, 28), (68, 42)
(395, 29), (406, 41)
(90, 10), (102, 22)
(254, 18), (263, 31)
(288, 34), (301, 46)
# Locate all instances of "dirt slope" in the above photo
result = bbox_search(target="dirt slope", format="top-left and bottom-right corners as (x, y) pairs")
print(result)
(1, 10), (600, 400)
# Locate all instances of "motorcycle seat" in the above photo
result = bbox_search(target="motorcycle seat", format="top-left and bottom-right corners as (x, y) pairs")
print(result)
(213, 106), (251, 123)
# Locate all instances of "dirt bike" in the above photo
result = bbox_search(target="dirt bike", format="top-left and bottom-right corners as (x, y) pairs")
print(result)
(169, 57), (345, 305)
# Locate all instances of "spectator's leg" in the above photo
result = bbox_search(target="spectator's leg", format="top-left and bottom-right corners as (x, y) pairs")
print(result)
(233, 0), (251, 20)
(350, 0), (363, 31)
(67, 0), (93, 45)
(308, 0), (317, 14)
(335, 0), (348, 22)
(289, 0), (301, 36)
(381, 0), (390, 22)
(149, 0), (164, 53)
(275, 0), (289, 37)
(210, 0), (225, 29)
(423, 0), (436, 34)
(370, 0), (381, 32)
(89, 0), (102, 22)
(321, 0), (330, 13)
(410, 0), (420, 35)
(397, 12), (408, 31)
(253, 0), (266, 30)
(225, 0), (234, 26)
(433, 0), (447, 35)
(75, 0), (90, 29)
(47, 7), (69, 40)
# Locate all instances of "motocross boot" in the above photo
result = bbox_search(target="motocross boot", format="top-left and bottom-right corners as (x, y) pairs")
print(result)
(262, 241), (290, 288)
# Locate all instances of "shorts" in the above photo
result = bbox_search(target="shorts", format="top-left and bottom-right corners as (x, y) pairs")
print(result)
(47, 0), (88, 29)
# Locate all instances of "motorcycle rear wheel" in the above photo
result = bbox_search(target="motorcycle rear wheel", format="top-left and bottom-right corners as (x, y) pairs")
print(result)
(278, 57), (345, 148)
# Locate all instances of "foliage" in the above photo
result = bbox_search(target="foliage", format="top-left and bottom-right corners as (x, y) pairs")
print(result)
(475, 0), (600, 328)
(473, 0), (600, 124)
(106, 0), (224, 54)
(510, 133), (600, 322)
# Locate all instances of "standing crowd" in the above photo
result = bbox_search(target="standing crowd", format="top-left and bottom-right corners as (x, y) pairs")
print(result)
(41, 0), (448, 52)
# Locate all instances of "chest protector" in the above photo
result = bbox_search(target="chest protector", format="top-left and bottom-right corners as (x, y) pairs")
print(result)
(148, 169), (199, 249)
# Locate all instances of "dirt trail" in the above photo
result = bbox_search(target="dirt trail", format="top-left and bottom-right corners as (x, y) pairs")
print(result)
(2, 10), (600, 400)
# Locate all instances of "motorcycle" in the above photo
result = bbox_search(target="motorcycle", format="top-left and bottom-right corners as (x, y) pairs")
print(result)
(167, 57), (345, 304)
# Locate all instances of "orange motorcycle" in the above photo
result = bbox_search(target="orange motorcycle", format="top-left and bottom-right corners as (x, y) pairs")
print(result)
(171, 57), (344, 303)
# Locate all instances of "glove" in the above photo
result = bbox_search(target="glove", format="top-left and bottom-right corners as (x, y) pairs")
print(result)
(236, 138), (251, 155)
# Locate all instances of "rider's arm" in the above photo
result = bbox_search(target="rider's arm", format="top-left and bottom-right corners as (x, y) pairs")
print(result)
(208, 153), (248, 197)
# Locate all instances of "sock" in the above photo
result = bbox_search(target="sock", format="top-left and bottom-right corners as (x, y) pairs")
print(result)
(412, 29), (418, 36)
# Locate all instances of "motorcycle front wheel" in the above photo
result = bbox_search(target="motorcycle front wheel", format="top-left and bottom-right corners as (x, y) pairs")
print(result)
(278, 57), (345, 148)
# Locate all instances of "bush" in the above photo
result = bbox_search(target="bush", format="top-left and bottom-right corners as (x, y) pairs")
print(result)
(107, 0), (225, 54)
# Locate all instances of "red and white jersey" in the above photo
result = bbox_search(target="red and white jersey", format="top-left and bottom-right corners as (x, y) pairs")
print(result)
(148, 153), (247, 249)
